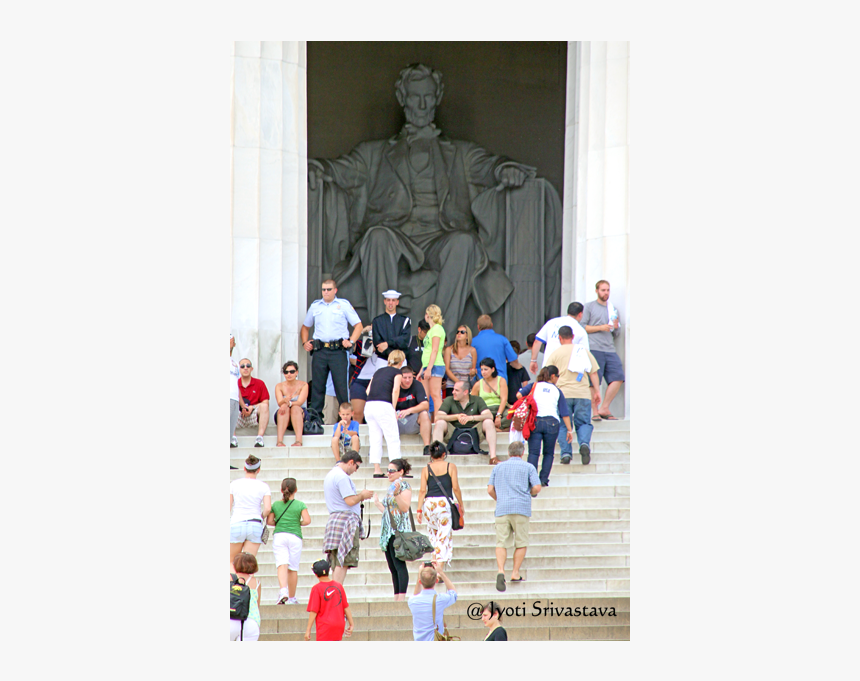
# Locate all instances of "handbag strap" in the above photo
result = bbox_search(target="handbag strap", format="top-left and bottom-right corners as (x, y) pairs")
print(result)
(273, 499), (293, 527)
(386, 492), (416, 534)
(427, 464), (456, 509)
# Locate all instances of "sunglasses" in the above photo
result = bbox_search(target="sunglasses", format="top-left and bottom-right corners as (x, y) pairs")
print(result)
(239, 364), (252, 369)
(322, 287), (334, 292)
(284, 369), (297, 375)
(456, 330), (466, 335)
(387, 469), (399, 474)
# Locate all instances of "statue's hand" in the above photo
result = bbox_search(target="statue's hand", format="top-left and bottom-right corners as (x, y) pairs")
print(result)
(308, 160), (332, 190)
(496, 165), (529, 191)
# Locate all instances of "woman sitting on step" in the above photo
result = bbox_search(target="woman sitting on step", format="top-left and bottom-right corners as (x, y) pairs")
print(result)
(266, 477), (311, 605)
(471, 357), (509, 431)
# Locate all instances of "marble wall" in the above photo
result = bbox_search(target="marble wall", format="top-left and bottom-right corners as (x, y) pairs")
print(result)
(561, 42), (630, 418)
(230, 41), (309, 395)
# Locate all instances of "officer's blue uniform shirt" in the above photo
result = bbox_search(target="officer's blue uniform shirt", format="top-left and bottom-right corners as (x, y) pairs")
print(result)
(304, 297), (361, 341)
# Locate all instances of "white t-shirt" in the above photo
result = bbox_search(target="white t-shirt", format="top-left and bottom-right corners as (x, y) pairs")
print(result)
(531, 381), (564, 419)
(323, 466), (361, 516)
(357, 353), (388, 381)
(536, 316), (590, 367)
(230, 357), (240, 401)
(230, 477), (272, 523)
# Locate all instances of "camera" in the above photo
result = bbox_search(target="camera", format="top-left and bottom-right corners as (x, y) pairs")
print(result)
(359, 333), (375, 358)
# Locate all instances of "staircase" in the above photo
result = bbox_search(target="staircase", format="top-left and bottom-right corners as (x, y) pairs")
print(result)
(230, 419), (630, 641)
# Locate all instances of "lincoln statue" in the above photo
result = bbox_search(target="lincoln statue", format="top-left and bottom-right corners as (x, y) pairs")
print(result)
(308, 63), (561, 339)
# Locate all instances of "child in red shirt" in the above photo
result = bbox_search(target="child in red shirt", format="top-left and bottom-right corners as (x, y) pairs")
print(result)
(305, 559), (354, 641)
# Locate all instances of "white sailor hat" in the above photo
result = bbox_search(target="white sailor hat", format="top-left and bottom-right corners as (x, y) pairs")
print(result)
(381, 289), (402, 299)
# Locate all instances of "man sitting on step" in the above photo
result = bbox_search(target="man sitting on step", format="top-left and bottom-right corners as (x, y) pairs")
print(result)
(487, 441), (542, 592)
(236, 358), (270, 448)
(432, 381), (498, 464)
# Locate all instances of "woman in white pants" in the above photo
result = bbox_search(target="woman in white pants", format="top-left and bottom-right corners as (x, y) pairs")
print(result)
(364, 350), (405, 477)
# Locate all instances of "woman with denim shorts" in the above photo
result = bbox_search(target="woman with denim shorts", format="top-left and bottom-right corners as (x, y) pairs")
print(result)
(419, 304), (447, 422)
(267, 477), (310, 605)
(230, 455), (272, 567)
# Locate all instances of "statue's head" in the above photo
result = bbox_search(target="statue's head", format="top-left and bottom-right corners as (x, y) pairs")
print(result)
(395, 63), (444, 128)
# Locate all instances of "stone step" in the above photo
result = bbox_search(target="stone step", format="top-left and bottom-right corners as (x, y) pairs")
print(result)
(230, 445), (630, 462)
(255, 564), (629, 584)
(238, 418), (630, 436)
(252, 506), (629, 521)
(258, 579), (631, 603)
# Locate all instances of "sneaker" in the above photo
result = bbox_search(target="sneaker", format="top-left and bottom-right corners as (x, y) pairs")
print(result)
(277, 596), (289, 605)
(254, 436), (265, 447)
(230, 436), (238, 448)
(286, 597), (299, 605)
(230, 465), (238, 470)
(560, 455), (571, 464)
(580, 443), (591, 465)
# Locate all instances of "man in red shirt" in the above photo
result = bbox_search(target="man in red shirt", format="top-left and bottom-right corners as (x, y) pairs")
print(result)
(237, 359), (270, 447)
(305, 559), (354, 641)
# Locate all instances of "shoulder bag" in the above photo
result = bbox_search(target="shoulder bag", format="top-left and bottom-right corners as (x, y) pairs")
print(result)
(432, 593), (460, 641)
(262, 499), (294, 545)
(427, 464), (464, 531)
(387, 503), (432, 562)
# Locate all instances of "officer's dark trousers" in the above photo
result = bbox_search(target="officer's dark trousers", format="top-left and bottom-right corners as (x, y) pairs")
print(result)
(310, 347), (350, 416)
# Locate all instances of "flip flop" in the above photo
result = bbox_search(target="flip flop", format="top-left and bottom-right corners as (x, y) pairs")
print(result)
(600, 414), (618, 420)
(495, 573), (506, 592)
(592, 415), (602, 421)
(510, 577), (525, 582)
(372, 473), (386, 478)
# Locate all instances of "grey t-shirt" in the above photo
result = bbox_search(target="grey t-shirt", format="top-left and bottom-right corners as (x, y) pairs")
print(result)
(323, 466), (361, 516)
(582, 301), (619, 353)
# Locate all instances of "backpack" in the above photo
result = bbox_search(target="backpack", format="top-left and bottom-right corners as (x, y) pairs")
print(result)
(449, 426), (480, 454)
(230, 573), (251, 640)
(303, 408), (325, 435)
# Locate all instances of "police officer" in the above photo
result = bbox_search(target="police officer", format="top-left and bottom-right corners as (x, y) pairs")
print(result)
(371, 290), (412, 362)
(301, 279), (363, 416)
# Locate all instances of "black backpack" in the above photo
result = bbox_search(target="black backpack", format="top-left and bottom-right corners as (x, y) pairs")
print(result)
(230, 573), (251, 640)
(450, 426), (480, 454)
(303, 408), (325, 435)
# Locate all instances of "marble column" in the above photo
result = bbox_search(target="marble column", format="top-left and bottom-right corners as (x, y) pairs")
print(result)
(230, 41), (308, 397)
(561, 42), (630, 418)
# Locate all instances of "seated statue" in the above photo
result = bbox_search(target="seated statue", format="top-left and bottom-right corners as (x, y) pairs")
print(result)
(308, 63), (561, 340)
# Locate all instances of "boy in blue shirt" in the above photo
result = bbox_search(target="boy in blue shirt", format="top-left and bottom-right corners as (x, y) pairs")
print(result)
(331, 403), (361, 463)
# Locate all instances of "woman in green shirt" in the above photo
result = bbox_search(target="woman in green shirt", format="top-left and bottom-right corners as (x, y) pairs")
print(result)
(266, 477), (311, 605)
(419, 304), (447, 422)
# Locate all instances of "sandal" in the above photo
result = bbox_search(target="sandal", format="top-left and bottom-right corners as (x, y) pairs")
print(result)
(291, 441), (303, 447)
(488, 456), (499, 465)
(276, 442), (286, 447)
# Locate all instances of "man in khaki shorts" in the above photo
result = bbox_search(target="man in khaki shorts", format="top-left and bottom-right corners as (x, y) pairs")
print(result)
(487, 441), (542, 592)
(432, 380), (499, 464)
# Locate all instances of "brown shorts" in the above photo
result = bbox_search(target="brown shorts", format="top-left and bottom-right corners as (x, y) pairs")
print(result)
(495, 514), (530, 549)
(327, 524), (361, 568)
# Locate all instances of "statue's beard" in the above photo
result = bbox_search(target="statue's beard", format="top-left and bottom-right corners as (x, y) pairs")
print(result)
(405, 108), (435, 127)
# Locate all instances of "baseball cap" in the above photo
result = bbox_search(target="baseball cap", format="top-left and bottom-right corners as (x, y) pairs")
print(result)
(312, 559), (330, 576)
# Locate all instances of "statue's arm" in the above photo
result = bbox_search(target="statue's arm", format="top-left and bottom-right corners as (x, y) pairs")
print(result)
(463, 143), (536, 190)
(308, 144), (374, 191)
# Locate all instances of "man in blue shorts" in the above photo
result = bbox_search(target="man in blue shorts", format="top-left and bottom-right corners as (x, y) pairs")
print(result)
(581, 280), (625, 420)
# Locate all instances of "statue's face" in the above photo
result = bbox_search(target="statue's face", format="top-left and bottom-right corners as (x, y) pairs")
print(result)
(403, 77), (438, 128)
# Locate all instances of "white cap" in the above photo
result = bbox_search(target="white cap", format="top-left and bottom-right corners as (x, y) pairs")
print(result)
(381, 289), (402, 299)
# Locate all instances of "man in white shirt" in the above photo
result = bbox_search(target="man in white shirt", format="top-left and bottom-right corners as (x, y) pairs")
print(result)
(529, 302), (590, 377)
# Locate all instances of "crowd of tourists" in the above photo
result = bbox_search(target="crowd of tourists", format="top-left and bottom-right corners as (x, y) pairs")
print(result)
(229, 279), (624, 641)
